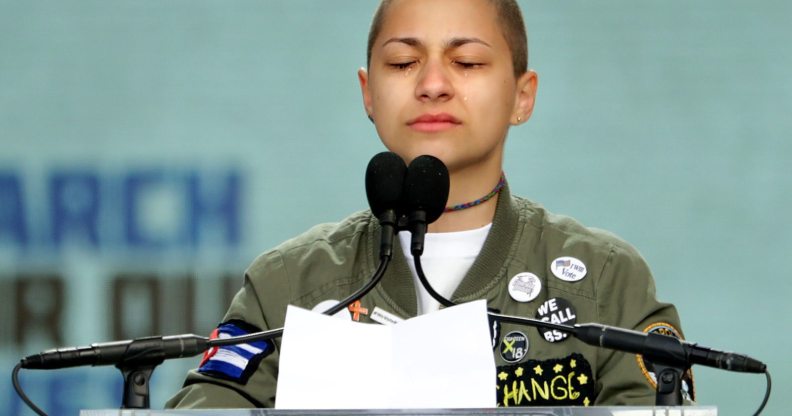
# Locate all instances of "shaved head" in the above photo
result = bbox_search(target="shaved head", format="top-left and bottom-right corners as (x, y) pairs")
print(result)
(366, 0), (528, 78)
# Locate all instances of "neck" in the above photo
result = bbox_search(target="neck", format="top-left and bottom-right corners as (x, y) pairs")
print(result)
(428, 166), (503, 233)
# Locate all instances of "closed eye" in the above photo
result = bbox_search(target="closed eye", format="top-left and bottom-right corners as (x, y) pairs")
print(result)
(389, 61), (416, 70)
(454, 61), (484, 69)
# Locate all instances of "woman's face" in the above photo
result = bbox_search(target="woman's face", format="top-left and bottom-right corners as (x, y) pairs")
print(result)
(359, 0), (536, 174)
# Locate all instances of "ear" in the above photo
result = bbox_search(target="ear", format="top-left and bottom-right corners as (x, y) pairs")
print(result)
(358, 67), (374, 120)
(511, 70), (538, 125)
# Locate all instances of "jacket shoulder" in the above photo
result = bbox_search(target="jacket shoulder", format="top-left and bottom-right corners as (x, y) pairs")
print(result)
(248, 210), (372, 269)
(514, 196), (639, 258)
(244, 209), (376, 306)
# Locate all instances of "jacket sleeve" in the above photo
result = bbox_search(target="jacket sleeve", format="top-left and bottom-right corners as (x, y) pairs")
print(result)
(165, 251), (290, 409)
(592, 240), (693, 405)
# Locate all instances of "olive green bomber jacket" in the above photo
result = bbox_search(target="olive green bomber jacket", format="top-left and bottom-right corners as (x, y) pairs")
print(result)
(166, 186), (691, 408)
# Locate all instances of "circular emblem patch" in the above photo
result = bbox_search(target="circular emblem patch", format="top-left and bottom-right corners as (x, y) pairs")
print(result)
(636, 322), (696, 401)
(508, 272), (542, 302)
(551, 257), (587, 282)
(500, 331), (529, 363)
(535, 297), (577, 343)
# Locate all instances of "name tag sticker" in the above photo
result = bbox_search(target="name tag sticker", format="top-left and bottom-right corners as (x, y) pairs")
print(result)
(370, 307), (404, 325)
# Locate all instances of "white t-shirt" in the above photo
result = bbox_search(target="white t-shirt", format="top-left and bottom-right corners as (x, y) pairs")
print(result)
(398, 223), (492, 314)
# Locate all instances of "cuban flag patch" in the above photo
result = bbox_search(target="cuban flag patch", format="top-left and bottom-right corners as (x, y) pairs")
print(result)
(198, 319), (273, 384)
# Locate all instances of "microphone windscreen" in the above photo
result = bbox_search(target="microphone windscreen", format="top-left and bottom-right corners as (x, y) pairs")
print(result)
(365, 152), (407, 218)
(403, 155), (450, 224)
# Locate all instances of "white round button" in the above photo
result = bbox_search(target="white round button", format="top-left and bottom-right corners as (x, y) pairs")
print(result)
(508, 272), (542, 302)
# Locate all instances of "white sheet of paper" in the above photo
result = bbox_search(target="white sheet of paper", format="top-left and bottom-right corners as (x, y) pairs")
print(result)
(275, 300), (495, 409)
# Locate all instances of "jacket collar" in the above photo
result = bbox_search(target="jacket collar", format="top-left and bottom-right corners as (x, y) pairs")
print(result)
(372, 184), (519, 317)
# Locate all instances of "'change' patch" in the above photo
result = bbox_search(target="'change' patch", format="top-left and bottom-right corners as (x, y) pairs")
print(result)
(496, 353), (596, 407)
(198, 320), (274, 385)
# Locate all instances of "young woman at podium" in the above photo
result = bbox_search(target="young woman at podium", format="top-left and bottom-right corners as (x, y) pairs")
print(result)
(167, 0), (692, 408)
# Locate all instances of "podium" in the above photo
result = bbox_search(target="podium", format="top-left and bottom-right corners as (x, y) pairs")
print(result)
(81, 407), (717, 416)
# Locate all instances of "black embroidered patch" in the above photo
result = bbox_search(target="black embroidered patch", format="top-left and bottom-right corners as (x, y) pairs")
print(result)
(534, 297), (577, 343)
(496, 353), (596, 407)
(488, 308), (501, 350)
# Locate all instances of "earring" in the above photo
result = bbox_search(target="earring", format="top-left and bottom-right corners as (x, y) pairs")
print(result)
(516, 116), (522, 122)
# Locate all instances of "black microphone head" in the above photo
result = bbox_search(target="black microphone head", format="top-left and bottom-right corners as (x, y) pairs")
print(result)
(365, 152), (407, 218)
(403, 155), (450, 225)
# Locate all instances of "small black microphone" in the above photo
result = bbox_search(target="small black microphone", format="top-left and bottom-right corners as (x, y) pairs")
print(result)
(403, 155), (449, 256)
(366, 152), (407, 259)
(574, 323), (766, 373)
(20, 334), (208, 370)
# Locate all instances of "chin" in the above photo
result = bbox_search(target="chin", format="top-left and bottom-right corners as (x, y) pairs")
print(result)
(390, 146), (454, 167)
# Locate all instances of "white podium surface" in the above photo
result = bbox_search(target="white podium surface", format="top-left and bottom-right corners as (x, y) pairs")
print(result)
(81, 407), (717, 416)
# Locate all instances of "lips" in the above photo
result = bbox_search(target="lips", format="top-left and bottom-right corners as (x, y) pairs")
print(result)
(407, 113), (461, 133)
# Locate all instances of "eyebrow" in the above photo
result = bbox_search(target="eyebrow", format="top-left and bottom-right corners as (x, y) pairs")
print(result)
(381, 36), (492, 49)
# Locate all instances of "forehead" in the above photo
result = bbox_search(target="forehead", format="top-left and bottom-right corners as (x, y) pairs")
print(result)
(375, 0), (505, 47)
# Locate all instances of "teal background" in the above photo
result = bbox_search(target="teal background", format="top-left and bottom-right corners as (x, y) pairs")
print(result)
(1, 1), (789, 414)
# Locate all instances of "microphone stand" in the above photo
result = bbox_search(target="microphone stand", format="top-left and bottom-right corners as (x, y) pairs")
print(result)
(412, 255), (689, 405)
(492, 311), (688, 404)
(17, 151), (407, 413)
(399, 148), (764, 406)
(132, 254), (392, 408)
(17, 253), (393, 411)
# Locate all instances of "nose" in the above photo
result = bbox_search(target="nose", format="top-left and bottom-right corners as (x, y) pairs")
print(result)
(415, 59), (454, 103)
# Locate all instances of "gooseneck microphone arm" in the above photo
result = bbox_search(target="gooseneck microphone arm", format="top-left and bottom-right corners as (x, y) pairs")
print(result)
(321, 256), (391, 316)
(15, 152), (408, 414)
(19, 253), (397, 370)
(211, 255), (393, 347)
(413, 256), (455, 308)
(21, 248), (398, 366)
(413, 240), (768, 402)
(402, 156), (448, 256)
(409, 219), (767, 375)
(213, 152), (408, 355)
(413, 244), (769, 406)
(21, 152), (408, 363)
(411, 230), (769, 378)
(402, 155), (768, 410)
(402, 155), (456, 309)
(17, 253), (396, 413)
(15, 151), (771, 414)
(310, 153), (407, 317)
(203, 152), (407, 343)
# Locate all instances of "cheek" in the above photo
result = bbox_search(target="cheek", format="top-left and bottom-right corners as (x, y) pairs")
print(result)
(466, 81), (515, 124)
(370, 91), (400, 151)
(371, 82), (411, 132)
(372, 95), (396, 132)
(371, 87), (401, 123)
